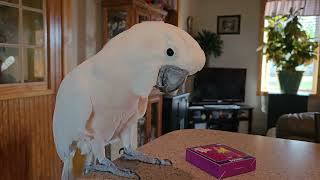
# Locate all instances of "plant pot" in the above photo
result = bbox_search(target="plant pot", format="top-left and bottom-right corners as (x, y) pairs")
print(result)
(204, 55), (211, 67)
(278, 70), (304, 94)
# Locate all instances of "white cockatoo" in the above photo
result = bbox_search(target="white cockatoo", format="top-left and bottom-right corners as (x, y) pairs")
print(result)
(53, 22), (205, 180)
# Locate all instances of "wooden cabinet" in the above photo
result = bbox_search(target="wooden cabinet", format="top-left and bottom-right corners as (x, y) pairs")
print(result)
(145, 89), (164, 143)
(102, 0), (167, 43)
(267, 94), (309, 129)
(162, 93), (190, 134)
(137, 89), (164, 147)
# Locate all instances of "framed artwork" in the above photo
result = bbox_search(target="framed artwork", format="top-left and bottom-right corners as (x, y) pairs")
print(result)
(217, 15), (241, 35)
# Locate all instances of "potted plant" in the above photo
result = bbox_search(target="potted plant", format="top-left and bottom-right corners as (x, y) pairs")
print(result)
(259, 10), (318, 94)
(195, 30), (223, 66)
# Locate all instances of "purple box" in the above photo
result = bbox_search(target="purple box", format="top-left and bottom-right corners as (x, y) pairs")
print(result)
(186, 144), (256, 179)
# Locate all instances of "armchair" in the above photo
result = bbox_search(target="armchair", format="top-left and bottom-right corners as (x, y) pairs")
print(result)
(315, 113), (320, 143)
(276, 112), (320, 143)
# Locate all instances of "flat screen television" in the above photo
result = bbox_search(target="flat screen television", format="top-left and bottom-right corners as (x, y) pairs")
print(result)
(192, 68), (247, 103)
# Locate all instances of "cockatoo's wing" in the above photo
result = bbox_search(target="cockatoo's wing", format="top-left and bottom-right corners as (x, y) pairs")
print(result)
(53, 74), (93, 161)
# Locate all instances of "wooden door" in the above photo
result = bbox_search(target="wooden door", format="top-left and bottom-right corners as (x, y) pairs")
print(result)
(0, 0), (63, 179)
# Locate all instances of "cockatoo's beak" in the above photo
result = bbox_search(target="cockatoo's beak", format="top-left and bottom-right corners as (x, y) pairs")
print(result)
(156, 65), (189, 93)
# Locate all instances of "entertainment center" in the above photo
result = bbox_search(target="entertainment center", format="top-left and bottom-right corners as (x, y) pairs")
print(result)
(162, 68), (254, 134)
(188, 68), (253, 133)
(188, 104), (253, 134)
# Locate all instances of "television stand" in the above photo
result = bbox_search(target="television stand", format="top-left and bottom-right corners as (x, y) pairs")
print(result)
(188, 103), (254, 134)
(191, 101), (233, 105)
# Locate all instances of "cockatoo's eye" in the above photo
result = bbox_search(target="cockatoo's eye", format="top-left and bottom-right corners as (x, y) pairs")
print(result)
(166, 48), (175, 57)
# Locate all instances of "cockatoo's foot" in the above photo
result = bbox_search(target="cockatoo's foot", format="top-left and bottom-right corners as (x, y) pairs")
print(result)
(120, 147), (172, 166)
(86, 159), (140, 179)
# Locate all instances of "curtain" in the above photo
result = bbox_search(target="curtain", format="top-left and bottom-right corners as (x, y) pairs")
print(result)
(265, 0), (320, 41)
(265, 0), (320, 16)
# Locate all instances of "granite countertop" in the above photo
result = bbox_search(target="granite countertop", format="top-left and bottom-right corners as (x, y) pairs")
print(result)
(80, 129), (320, 180)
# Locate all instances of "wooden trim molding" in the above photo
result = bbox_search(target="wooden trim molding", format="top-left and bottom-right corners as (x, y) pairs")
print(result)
(47, 0), (63, 92)
(0, 84), (54, 101)
(256, 0), (267, 96)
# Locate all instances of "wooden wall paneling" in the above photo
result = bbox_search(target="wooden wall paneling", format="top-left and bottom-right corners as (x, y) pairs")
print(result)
(9, 100), (15, 178)
(256, 0), (267, 96)
(48, 0), (63, 91)
(38, 96), (43, 179)
(1, 100), (8, 178)
(0, 101), (3, 175)
(3, 100), (8, 179)
(31, 97), (36, 179)
(20, 98), (27, 178)
(2, 100), (8, 179)
(43, 95), (49, 178)
(0, 101), (4, 177)
(5, 99), (10, 178)
(0, 95), (61, 179)
(0, 0), (63, 179)
(14, 99), (20, 178)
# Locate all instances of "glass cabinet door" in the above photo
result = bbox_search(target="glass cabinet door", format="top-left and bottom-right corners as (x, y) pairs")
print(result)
(136, 9), (150, 23)
(107, 10), (128, 41)
(0, 0), (46, 84)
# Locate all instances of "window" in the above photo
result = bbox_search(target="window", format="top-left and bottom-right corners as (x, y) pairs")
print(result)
(260, 15), (320, 94)
(0, 0), (46, 85)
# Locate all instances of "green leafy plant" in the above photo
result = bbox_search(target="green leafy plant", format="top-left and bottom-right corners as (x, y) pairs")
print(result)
(195, 30), (223, 60)
(259, 10), (318, 72)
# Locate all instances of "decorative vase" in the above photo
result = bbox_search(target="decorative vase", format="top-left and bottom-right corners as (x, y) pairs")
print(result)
(278, 70), (304, 94)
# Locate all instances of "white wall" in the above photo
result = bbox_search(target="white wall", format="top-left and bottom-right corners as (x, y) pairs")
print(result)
(63, 0), (103, 74)
(179, 0), (266, 134)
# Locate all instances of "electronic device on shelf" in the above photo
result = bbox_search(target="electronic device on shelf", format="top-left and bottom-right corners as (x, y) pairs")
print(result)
(188, 104), (254, 133)
(192, 68), (247, 103)
(203, 105), (240, 110)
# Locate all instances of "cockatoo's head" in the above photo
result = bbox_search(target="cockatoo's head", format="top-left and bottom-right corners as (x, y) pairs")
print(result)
(105, 22), (205, 94)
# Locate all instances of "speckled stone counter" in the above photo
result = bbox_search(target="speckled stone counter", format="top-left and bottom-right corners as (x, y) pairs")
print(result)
(80, 129), (320, 180)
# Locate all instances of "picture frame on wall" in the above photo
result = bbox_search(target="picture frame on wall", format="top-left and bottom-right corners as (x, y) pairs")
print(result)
(217, 15), (241, 35)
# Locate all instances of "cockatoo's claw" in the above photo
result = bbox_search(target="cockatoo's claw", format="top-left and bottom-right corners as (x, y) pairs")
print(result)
(155, 158), (172, 166)
(130, 170), (141, 180)
(119, 147), (125, 155)
(83, 159), (140, 179)
(118, 168), (140, 180)
(154, 158), (161, 165)
(163, 159), (173, 166)
(84, 166), (92, 175)
(121, 148), (173, 166)
(87, 163), (140, 179)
